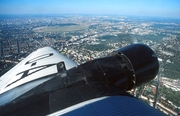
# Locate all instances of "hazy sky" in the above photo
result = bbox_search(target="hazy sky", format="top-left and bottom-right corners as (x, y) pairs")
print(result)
(0, 0), (180, 18)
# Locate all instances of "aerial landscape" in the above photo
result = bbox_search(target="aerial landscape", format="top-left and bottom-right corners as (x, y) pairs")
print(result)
(0, 0), (180, 115)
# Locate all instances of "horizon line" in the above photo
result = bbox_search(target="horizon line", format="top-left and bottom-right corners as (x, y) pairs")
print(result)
(0, 13), (180, 19)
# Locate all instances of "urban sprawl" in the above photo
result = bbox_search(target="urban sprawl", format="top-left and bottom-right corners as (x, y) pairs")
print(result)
(0, 15), (180, 115)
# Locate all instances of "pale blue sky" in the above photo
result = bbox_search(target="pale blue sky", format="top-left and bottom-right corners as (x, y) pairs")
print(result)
(0, 0), (180, 18)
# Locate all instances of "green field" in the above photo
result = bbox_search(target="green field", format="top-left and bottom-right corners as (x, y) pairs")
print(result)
(33, 25), (87, 32)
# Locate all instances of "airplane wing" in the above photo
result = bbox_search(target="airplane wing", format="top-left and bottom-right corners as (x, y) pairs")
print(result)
(0, 44), (165, 116)
(0, 47), (77, 105)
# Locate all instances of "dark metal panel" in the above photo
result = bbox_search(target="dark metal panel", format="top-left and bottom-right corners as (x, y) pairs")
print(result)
(57, 96), (165, 116)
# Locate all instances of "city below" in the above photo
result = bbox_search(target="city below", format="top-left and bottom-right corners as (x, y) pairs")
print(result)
(0, 15), (180, 115)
